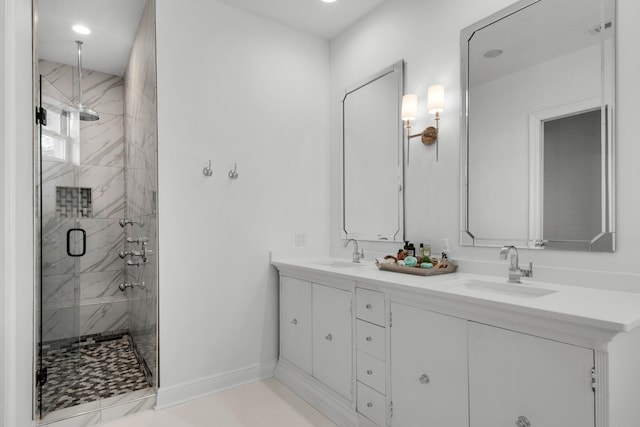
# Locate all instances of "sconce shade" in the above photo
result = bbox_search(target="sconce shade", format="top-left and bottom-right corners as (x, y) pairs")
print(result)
(401, 94), (418, 121)
(427, 84), (445, 114)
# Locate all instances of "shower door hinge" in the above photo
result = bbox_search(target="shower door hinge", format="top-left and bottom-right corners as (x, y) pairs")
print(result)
(35, 107), (47, 126)
(591, 367), (597, 391)
(36, 367), (48, 386)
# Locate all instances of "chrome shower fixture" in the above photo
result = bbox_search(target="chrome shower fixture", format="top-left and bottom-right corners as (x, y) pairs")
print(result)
(75, 40), (99, 121)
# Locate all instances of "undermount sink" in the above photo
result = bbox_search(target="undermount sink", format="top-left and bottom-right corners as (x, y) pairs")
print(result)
(313, 260), (367, 268)
(451, 279), (556, 299)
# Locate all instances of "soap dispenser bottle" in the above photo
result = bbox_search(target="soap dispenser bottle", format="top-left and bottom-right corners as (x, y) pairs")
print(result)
(442, 239), (452, 260)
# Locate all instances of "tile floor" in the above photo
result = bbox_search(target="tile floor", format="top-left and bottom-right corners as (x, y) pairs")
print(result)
(100, 378), (336, 427)
(41, 336), (150, 413)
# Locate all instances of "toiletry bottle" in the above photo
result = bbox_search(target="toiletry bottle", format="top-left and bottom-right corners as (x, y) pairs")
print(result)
(423, 241), (431, 258)
(404, 241), (415, 257)
(442, 239), (452, 260)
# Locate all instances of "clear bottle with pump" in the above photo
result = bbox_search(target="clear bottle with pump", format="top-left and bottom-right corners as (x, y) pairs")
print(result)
(441, 239), (452, 260)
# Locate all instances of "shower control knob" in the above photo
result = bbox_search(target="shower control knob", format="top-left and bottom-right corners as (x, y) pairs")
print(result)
(419, 374), (430, 384)
(325, 334), (333, 341)
(118, 250), (131, 259)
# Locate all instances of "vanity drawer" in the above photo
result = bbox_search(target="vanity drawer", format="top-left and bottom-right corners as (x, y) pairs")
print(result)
(357, 351), (385, 394)
(357, 382), (386, 426)
(356, 288), (385, 326)
(356, 319), (385, 360)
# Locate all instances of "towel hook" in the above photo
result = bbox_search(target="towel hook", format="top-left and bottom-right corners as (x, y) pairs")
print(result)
(228, 163), (238, 179)
(203, 160), (213, 177)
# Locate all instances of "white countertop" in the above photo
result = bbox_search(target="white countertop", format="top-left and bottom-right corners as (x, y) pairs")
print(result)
(272, 257), (640, 335)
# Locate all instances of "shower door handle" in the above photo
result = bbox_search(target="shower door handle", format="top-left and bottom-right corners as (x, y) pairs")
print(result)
(66, 228), (86, 257)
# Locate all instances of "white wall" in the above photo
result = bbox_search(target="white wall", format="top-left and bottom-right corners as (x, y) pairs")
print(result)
(330, 0), (640, 292)
(2, 0), (36, 425)
(155, 0), (330, 405)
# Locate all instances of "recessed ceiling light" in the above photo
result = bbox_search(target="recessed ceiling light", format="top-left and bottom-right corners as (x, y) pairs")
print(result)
(72, 25), (91, 35)
(484, 49), (503, 58)
(322, 0), (337, 3)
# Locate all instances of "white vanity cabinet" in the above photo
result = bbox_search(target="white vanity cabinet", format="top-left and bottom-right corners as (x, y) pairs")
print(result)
(276, 272), (357, 425)
(279, 276), (312, 374)
(389, 302), (468, 427)
(313, 283), (353, 400)
(273, 259), (640, 427)
(468, 322), (595, 427)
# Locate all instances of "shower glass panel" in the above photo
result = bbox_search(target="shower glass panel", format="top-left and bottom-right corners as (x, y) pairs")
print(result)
(38, 75), (83, 418)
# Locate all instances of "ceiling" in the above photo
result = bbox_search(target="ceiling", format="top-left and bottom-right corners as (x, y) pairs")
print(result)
(217, 0), (386, 40)
(37, 0), (148, 76)
(37, 0), (385, 77)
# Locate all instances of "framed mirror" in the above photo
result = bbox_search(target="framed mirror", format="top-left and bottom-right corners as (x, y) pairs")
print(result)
(342, 60), (404, 242)
(460, 0), (615, 252)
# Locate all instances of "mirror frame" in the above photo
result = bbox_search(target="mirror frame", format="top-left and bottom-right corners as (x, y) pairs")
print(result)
(459, 0), (616, 251)
(341, 60), (405, 242)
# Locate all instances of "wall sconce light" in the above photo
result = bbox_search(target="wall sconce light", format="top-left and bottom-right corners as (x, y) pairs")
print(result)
(401, 84), (445, 163)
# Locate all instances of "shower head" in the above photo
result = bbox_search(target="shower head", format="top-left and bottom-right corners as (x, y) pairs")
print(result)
(75, 40), (100, 122)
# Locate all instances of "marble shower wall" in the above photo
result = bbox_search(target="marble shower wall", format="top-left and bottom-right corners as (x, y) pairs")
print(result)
(124, 0), (158, 386)
(39, 60), (127, 342)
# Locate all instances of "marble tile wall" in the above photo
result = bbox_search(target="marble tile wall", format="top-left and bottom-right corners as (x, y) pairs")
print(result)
(123, 0), (158, 387)
(39, 60), (127, 342)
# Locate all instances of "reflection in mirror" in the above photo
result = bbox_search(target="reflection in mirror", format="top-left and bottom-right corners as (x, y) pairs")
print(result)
(342, 61), (404, 242)
(460, 0), (615, 252)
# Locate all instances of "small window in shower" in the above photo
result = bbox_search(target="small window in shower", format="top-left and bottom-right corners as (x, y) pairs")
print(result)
(56, 186), (92, 218)
(42, 108), (72, 162)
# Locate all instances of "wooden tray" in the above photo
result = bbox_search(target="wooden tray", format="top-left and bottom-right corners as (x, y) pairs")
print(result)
(375, 259), (457, 276)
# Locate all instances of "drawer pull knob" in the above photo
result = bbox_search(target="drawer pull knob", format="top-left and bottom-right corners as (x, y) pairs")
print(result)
(291, 318), (297, 325)
(325, 333), (333, 341)
(366, 369), (373, 375)
(365, 304), (372, 310)
(366, 336), (372, 342)
(419, 374), (430, 384)
(366, 402), (373, 408)
(516, 416), (531, 427)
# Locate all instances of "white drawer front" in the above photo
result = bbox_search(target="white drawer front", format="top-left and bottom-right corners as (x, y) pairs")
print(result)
(357, 382), (386, 426)
(356, 319), (385, 361)
(357, 350), (386, 394)
(356, 288), (385, 326)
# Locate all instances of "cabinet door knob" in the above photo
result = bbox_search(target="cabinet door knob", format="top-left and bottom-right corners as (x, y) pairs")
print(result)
(366, 336), (372, 342)
(291, 318), (297, 325)
(515, 416), (531, 427)
(419, 374), (430, 384)
(366, 369), (373, 375)
(365, 303), (372, 310)
(325, 333), (333, 341)
(366, 402), (373, 408)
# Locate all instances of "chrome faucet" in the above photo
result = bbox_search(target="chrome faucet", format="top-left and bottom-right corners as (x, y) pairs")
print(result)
(344, 239), (364, 263)
(499, 245), (533, 283)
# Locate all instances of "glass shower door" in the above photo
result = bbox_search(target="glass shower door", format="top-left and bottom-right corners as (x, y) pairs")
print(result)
(38, 75), (83, 418)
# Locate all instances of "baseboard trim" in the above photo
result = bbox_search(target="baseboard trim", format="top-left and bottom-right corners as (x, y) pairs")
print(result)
(274, 359), (358, 427)
(155, 359), (277, 409)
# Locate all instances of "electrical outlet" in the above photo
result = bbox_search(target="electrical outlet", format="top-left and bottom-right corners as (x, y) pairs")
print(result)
(295, 233), (307, 247)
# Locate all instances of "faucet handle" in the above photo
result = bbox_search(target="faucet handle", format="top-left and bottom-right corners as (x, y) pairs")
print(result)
(360, 249), (365, 260)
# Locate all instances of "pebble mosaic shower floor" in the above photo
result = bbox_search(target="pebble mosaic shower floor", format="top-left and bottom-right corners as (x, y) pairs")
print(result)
(40, 334), (150, 413)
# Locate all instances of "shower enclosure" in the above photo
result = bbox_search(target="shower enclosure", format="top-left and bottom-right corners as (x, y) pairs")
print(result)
(34, 0), (157, 422)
